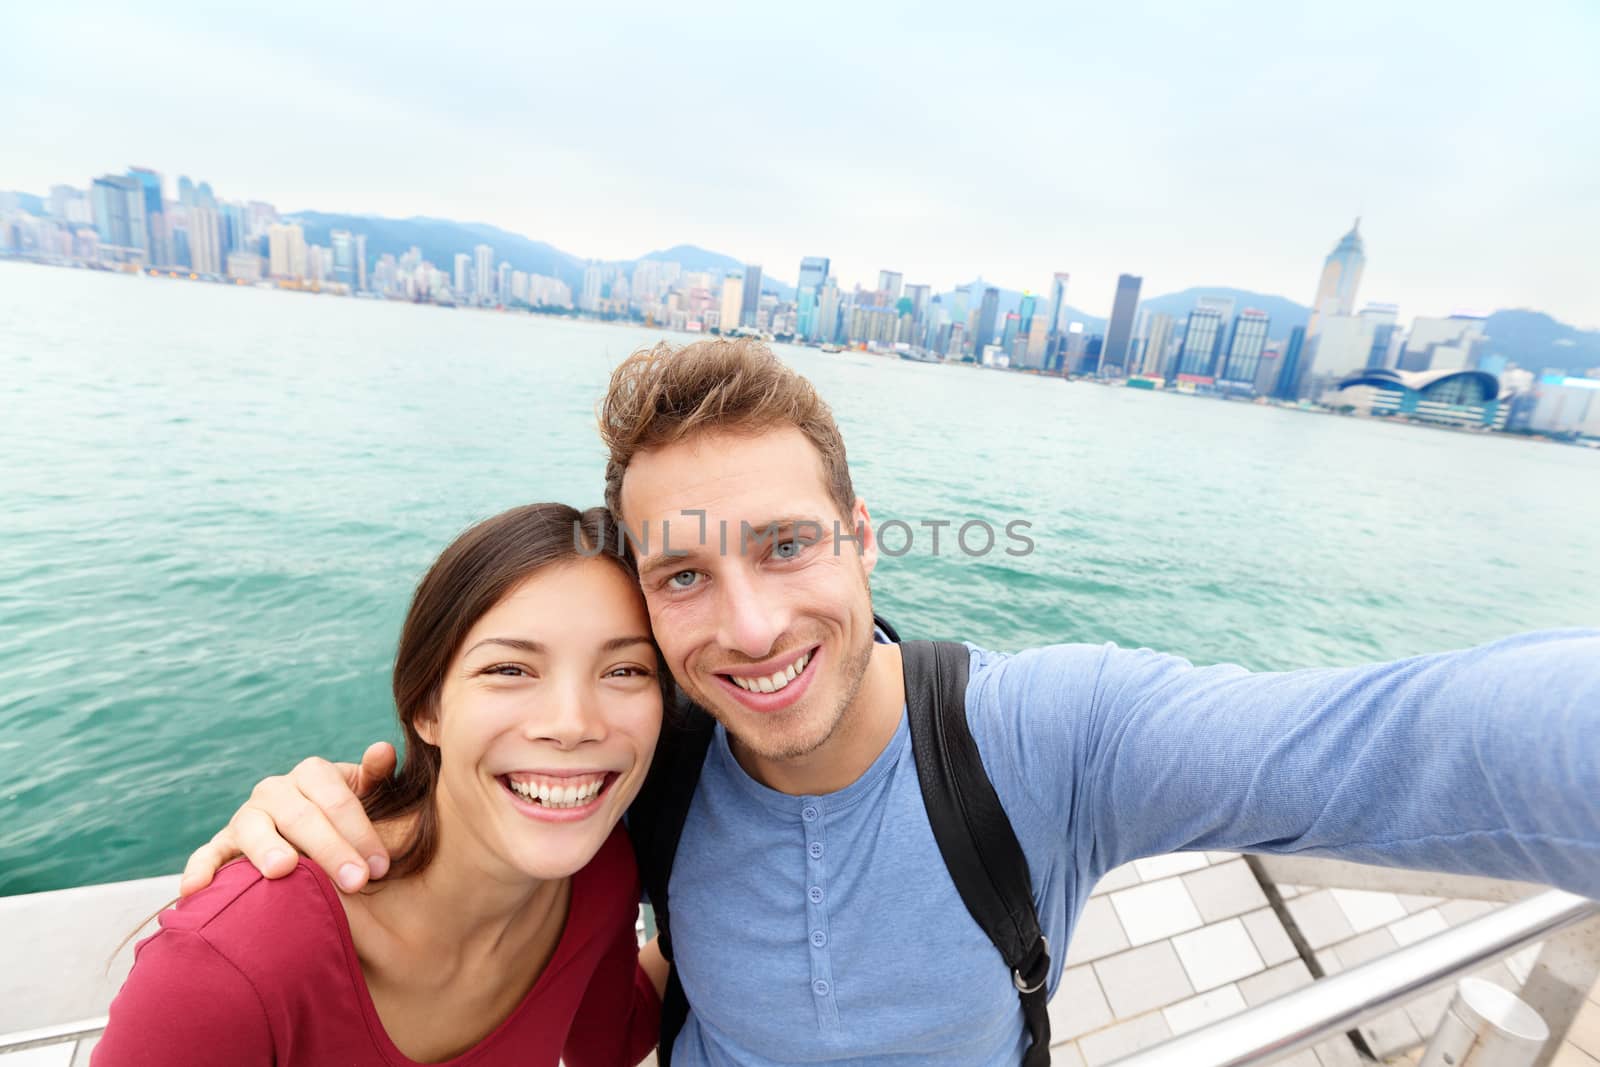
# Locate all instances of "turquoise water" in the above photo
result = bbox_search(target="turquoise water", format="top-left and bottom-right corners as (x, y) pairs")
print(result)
(2, 263), (1597, 895)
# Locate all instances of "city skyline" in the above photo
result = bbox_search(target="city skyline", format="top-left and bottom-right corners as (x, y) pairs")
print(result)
(3, 2), (1597, 328)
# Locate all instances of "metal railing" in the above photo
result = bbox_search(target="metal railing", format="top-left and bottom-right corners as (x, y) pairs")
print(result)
(1107, 889), (1599, 1067)
(0, 1015), (107, 1055)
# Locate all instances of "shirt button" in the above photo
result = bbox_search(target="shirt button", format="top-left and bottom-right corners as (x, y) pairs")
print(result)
(812, 979), (830, 997)
(801, 805), (819, 822)
(808, 842), (824, 859)
(811, 930), (827, 948)
(808, 886), (824, 904)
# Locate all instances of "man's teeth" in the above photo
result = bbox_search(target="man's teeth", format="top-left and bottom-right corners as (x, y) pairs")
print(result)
(506, 774), (607, 808)
(730, 651), (812, 694)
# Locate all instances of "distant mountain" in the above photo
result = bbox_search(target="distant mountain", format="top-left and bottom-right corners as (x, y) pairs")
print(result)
(1479, 309), (1600, 375)
(635, 245), (794, 299)
(290, 213), (587, 289)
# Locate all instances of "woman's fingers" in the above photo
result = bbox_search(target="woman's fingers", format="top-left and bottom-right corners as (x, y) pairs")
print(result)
(353, 741), (397, 797)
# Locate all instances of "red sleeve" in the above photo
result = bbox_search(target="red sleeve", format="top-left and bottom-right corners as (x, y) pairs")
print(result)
(92, 929), (273, 1067)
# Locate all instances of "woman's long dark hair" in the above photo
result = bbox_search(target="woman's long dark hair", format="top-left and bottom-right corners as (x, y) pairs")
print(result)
(362, 503), (665, 879)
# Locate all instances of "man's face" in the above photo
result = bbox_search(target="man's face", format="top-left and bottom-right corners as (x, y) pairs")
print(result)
(621, 427), (879, 763)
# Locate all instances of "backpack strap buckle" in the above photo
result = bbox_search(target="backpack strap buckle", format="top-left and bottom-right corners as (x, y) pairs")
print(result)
(1011, 936), (1050, 994)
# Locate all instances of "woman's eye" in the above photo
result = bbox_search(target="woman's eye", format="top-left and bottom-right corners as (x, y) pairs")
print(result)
(484, 664), (529, 678)
(668, 570), (700, 589)
(606, 665), (653, 679)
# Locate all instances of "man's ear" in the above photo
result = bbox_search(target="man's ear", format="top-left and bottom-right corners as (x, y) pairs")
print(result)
(849, 498), (878, 576)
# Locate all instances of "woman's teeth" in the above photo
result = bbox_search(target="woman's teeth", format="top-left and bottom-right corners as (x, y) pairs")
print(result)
(506, 774), (607, 808)
(729, 650), (811, 694)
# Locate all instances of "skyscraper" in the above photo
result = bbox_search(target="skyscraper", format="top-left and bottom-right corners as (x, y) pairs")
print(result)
(973, 287), (1000, 358)
(1139, 313), (1175, 377)
(740, 264), (762, 327)
(1176, 307), (1225, 378)
(720, 272), (744, 333)
(474, 244), (494, 305)
(354, 234), (368, 291)
(1273, 327), (1308, 400)
(877, 270), (902, 303)
(1101, 274), (1143, 373)
(266, 222), (307, 280)
(1219, 309), (1270, 386)
(1047, 272), (1071, 365)
(189, 206), (222, 275)
(1307, 219), (1366, 336)
(796, 256), (830, 340)
(331, 230), (356, 288)
(454, 253), (471, 296)
(904, 283), (930, 336)
(89, 175), (146, 258)
(126, 167), (171, 266)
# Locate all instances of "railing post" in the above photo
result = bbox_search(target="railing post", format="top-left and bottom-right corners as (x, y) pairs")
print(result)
(1417, 978), (1549, 1067)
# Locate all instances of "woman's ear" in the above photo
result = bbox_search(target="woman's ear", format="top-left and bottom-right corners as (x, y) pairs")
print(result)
(414, 696), (441, 747)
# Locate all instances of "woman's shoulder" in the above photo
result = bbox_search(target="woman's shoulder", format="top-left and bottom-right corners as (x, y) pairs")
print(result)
(148, 857), (359, 1002)
(159, 857), (336, 940)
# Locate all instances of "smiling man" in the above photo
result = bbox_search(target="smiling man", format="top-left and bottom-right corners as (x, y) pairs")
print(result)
(184, 338), (1600, 1066)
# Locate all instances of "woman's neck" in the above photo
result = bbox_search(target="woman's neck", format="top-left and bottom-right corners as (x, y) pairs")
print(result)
(355, 809), (569, 978)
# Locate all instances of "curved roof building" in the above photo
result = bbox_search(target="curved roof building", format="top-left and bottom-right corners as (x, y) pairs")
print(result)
(1332, 367), (1504, 428)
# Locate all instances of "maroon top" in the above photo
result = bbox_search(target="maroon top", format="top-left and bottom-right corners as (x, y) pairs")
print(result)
(94, 826), (659, 1066)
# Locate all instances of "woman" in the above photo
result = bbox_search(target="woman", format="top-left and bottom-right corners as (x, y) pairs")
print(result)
(95, 504), (664, 1066)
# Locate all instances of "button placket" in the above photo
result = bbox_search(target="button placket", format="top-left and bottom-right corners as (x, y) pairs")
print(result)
(802, 797), (839, 1030)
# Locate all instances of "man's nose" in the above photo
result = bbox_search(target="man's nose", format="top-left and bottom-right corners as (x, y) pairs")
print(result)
(715, 567), (787, 660)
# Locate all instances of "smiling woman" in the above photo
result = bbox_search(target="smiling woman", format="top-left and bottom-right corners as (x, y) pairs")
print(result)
(92, 503), (665, 1067)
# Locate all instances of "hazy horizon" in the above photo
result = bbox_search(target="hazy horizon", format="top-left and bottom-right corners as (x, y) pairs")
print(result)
(6, 0), (1596, 327)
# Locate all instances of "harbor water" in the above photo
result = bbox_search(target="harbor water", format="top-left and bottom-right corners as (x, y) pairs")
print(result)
(2, 263), (1597, 895)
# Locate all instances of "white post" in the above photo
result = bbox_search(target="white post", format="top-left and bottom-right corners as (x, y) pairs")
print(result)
(1418, 978), (1549, 1067)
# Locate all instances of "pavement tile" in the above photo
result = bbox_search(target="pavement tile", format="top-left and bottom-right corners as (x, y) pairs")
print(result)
(1048, 965), (1114, 1042)
(1387, 908), (1447, 947)
(1286, 890), (1357, 950)
(1133, 853), (1210, 881)
(1089, 863), (1141, 896)
(1172, 918), (1266, 991)
(1077, 1012), (1174, 1067)
(1161, 984), (1246, 1034)
(1241, 907), (1299, 966)
(1330, 888), (1407, 933)
(1109, 877), (1203, 946)
(1238, 959), (1315, 1006)
(1331, 927), (1399, 970)
(1066, 895), (1130, 966)
(1182, 860), (1268, 923)
(1092, 941), (1195, 1018)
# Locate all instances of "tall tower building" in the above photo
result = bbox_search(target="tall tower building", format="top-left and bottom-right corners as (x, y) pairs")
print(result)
(454, 254), (471, 296)
(796, 257), (830, 340)
(877, 270), (903, 303)
(974, 287), (1000, 358)
(1176, 307), (1226, 378)
(1220, 309), (1271, 386)
(740, 264), (762, 327)
(1101, 273), (1143, 373)
(474, 244), (494, 305)
(1307, 219), (1366, 338)
(126, 167), (171, 266)
(1139, 313), (1175, 377)
(89, 175), (146, 257)
(720, 272), (745, 333)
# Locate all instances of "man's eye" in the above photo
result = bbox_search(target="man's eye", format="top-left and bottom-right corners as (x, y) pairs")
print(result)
(774, 540), (803, 559)
(668, 570), (700, 589)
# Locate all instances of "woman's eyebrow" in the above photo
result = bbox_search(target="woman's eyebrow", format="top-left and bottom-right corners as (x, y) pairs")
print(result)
(464, 635), (653, 656)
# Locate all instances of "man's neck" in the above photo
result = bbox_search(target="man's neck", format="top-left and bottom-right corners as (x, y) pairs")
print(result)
(737, 642), (905, 797)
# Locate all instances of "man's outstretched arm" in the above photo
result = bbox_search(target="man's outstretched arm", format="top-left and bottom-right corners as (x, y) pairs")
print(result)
(975, 628), (1600, 897)
(180, 741), (397, 896)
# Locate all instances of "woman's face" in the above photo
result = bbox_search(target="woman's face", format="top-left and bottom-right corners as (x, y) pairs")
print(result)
(423, 558), (663, 882)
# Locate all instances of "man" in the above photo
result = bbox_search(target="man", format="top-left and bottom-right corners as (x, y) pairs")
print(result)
(184, 338), (1600, 1065)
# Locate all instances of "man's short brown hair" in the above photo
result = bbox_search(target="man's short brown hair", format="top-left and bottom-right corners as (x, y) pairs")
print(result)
(599, 337), (856, 523)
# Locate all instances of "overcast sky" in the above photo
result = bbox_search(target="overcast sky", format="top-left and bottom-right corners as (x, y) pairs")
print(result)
(5, 0), (1596, 325)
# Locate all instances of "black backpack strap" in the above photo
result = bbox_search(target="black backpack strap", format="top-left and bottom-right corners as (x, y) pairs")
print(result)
(626, 691), (716, 1067)
(902, 639), (1053, 1066)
